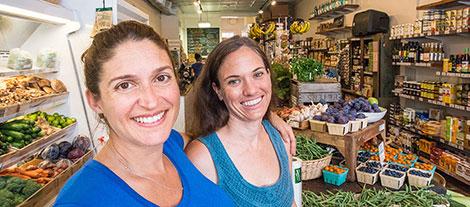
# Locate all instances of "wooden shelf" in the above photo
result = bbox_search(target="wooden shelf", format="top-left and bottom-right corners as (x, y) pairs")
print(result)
(419, 155), (470, 186)
(309, 4), (360, 21)
(388, 122), (469, 157)
(316, 26), (352, 36)
(392, 62), (443, 68)
(416, 0), (470, 10)
(341, 88), (369, 98)
(390, 29), (470, 40)
(0, 66), (59, 77)
(397, 93), (470, 112)
(0, 93), (69, 123)
(0, 122), (77, 170)
(436, 71), (470, 78)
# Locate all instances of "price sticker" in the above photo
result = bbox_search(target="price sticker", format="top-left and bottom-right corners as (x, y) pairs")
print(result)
(378, 142), (385, 165)
(379, 124), (385, 132)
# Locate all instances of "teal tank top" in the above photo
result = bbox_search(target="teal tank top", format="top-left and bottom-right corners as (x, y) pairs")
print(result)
(199, 120), (294, 207)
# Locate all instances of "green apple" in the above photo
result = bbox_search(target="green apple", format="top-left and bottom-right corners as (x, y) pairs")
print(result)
(368, 97), (378, 105)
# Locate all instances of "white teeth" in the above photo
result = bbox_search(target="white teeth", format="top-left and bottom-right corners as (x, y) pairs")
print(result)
(133, 111), (165, 124)
(242, 97), (262, 106)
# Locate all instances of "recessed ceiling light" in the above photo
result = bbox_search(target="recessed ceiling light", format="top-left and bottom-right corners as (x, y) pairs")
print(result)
(271, 1), (277, 6)
(258, 10), (263, 14)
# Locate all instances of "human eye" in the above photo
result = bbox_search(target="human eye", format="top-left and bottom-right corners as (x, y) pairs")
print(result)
(227, 79), (240, 86)
(154, 73), (172, 85)
(114, 81), (135, 92)
(254, 70), (265, 78)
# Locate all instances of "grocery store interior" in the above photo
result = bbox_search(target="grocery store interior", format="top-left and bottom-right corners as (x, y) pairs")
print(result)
(0, 0), (469, 206)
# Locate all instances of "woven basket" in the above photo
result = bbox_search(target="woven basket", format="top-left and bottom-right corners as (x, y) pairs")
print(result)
(301, 154), (333, 180)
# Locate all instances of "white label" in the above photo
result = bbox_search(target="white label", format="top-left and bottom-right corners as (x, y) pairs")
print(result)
(378, 142), (385, 165)
(379, 124), (385, 131)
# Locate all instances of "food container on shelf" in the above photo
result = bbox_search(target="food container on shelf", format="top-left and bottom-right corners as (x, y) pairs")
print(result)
(362, 107), (387, 123)
(407, 168), (433, 187)
(326, 122), (350, 135)
(364, 160), (387, 170)
(288, 120), (309, 130)
(356, 164), (380, 185)
(349, 120), (362, 132)
(380, 169), (406, 190)
(309, 120), (327, 132)
(413, 162), (437, 174)
(357, 118), (368, 129)
(301, 154), (333, 180)
(322, 166), (349, 186)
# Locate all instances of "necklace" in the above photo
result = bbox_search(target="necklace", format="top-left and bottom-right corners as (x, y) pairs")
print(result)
(108, 141), (183, 193)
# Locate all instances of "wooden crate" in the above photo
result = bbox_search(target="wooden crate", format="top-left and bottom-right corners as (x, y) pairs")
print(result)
(18, 150), (94, 207)
(291, 80), (341, 105)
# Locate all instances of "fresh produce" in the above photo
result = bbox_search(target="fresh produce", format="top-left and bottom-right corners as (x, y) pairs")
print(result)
(25, 111), (76, 129)
(40, 144), (60, 161)
(295, 135), (330, 160)
(248, 22), (276, 39)
(58, 141), (73, 158)
(414, 162), (435, 171)
(368, 97), (379, 105)
(289, 20), (310, 34)
(358, 166), (379, 174)
(311, 98), (370, 124)
(0, 176), (42, 206)
(0, 140), (9, 156)
(277, 104), (328, 122)
(67, 148), (85, 160)
(271, 63), (291, 105)
(302, 186), (449, 207)
(387, 164), (408, 172)
(383, 169), (404, 178)
(365, 161), (384, 169)
(0, 118), (42, 149)
(324, 165), (346, 174)
(72, 135), (91, 152)
(357, 156), (368, 162)
(290, 57), (323, 82)
(409, 169), (432, 178)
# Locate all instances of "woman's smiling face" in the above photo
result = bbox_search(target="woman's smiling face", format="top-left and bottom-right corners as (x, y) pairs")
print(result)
(87, 39), (180, 146)
(213, 46), (272, 122)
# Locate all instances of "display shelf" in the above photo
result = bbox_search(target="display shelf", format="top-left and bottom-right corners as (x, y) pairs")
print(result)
(416, 0), (470, 10)
(0, 122), (77, 170)
(397, 93), (470, 112)
(18, 150), (93, 207)
(309, 4), (359, 21)
(389, 29), (470, 40)
(0, 92), (69, 123)
(316, 26), (352, 36)
(419, 155), (470, 186)
(0, 0), (76, 24)
(0, 66), (59, 77)
(341, 88), (369, 98)
(392, 62), (443, 68)
(388, 122), (469, 157)
(436, 71), (470, 78)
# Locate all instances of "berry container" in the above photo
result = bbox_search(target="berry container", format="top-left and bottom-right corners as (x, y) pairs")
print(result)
(322, 166), (349, 186)
(380, 169), (406, 190)
(349, 120), (362, 132)
(356, 164), (380, 185)
(407, 168), (433, 187)
(326, 122), (350, 135)
(365, 160), (387, 170)
(309, 120), (327, 132)
(413, 162), (437, 174)
(357, 118), (368, 129)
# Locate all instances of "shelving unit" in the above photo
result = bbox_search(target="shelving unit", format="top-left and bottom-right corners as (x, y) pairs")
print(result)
(391, 62), (443, 68)
(436, 71), (470, 78)
(397, 93), (470, 111)
(0, 122), (77, 170)
(309, 4), (359, 21)
(419, 155), (470, 186)
(0, 66), (59, 77)
(390, 30), (470, 40)
(316, 26), (352, 36)
(416, 0), (470, 10)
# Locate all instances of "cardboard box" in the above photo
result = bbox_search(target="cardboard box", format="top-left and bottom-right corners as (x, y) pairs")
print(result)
(270, 4), (289, 18)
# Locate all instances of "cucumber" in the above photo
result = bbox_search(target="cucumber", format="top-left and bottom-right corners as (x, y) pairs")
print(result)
(32, 126), (41, 133)
(0, 123), (30, 131)
(8, 119), (35, 126)
(11, 142), (24, 149)
(0, 130), (25, 140)
(23, 134), (32, 141)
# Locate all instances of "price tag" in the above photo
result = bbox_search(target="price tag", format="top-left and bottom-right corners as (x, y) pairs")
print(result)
(379, 124), (385, 132)
(378, 141), (385, 165)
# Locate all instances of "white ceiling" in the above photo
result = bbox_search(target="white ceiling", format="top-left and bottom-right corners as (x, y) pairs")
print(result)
(168, 0), (298, 15)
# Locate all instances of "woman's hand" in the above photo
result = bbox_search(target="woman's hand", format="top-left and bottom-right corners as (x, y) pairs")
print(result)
(269, 112), (296, 155)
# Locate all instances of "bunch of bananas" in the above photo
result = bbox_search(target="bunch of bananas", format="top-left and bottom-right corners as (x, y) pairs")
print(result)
(289, 21), (310, 34)
(248, 22), (276, 39)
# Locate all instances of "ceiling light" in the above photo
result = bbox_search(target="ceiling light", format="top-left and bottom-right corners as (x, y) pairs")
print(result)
(198, 22), (211, 28)
(258, 10), (264, 14)
(271, 1), (277, 6)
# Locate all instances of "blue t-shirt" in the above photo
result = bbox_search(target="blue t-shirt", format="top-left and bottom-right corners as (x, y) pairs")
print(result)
(54, 130), (234, 207)
(191, 62), (204, 77)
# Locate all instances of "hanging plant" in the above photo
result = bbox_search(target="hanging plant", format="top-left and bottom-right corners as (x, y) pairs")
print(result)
(290, 57), (324, 82)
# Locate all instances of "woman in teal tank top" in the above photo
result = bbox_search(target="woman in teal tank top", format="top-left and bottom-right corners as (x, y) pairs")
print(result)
(185, 36), (295, 207)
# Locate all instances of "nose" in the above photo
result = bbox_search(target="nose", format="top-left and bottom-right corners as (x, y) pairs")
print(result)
(137, 85), (158, 109)
(242, 79), (257, 97)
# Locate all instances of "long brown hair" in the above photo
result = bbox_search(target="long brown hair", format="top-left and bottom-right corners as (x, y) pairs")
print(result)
(81, 20), (174, 98)
(193, 36), (273, 137)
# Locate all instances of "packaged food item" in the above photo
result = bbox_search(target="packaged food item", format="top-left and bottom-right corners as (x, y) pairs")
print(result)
(7, 48), (33, 70)
(36, 49), (57, 68)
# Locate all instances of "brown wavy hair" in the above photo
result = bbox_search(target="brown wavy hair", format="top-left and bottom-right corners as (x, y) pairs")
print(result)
(193, 36), (274, 137)
(81, 20), (174, 97)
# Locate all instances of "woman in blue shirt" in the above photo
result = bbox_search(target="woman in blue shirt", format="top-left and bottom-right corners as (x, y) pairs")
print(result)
(186, 36), (295, 207)
(54, 21), (234, 207)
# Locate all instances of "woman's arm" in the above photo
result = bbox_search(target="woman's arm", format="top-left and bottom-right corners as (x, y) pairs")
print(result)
(269, 111), (296, 155)
(184, 140), (218, 183)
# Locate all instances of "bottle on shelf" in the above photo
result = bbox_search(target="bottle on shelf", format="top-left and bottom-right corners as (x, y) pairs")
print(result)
(462, 48), (469, 73)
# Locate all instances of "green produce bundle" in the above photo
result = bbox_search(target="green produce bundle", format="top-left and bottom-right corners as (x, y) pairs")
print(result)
(0, 118), (42, 149)
(25, 111), (76, 129)
(290, 57), (323, 82)
(296, 135), (330, 161)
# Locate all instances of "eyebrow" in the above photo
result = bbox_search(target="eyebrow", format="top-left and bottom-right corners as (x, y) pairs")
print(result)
(107, 65), (173, 86)
(223, 67), (265, 81)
